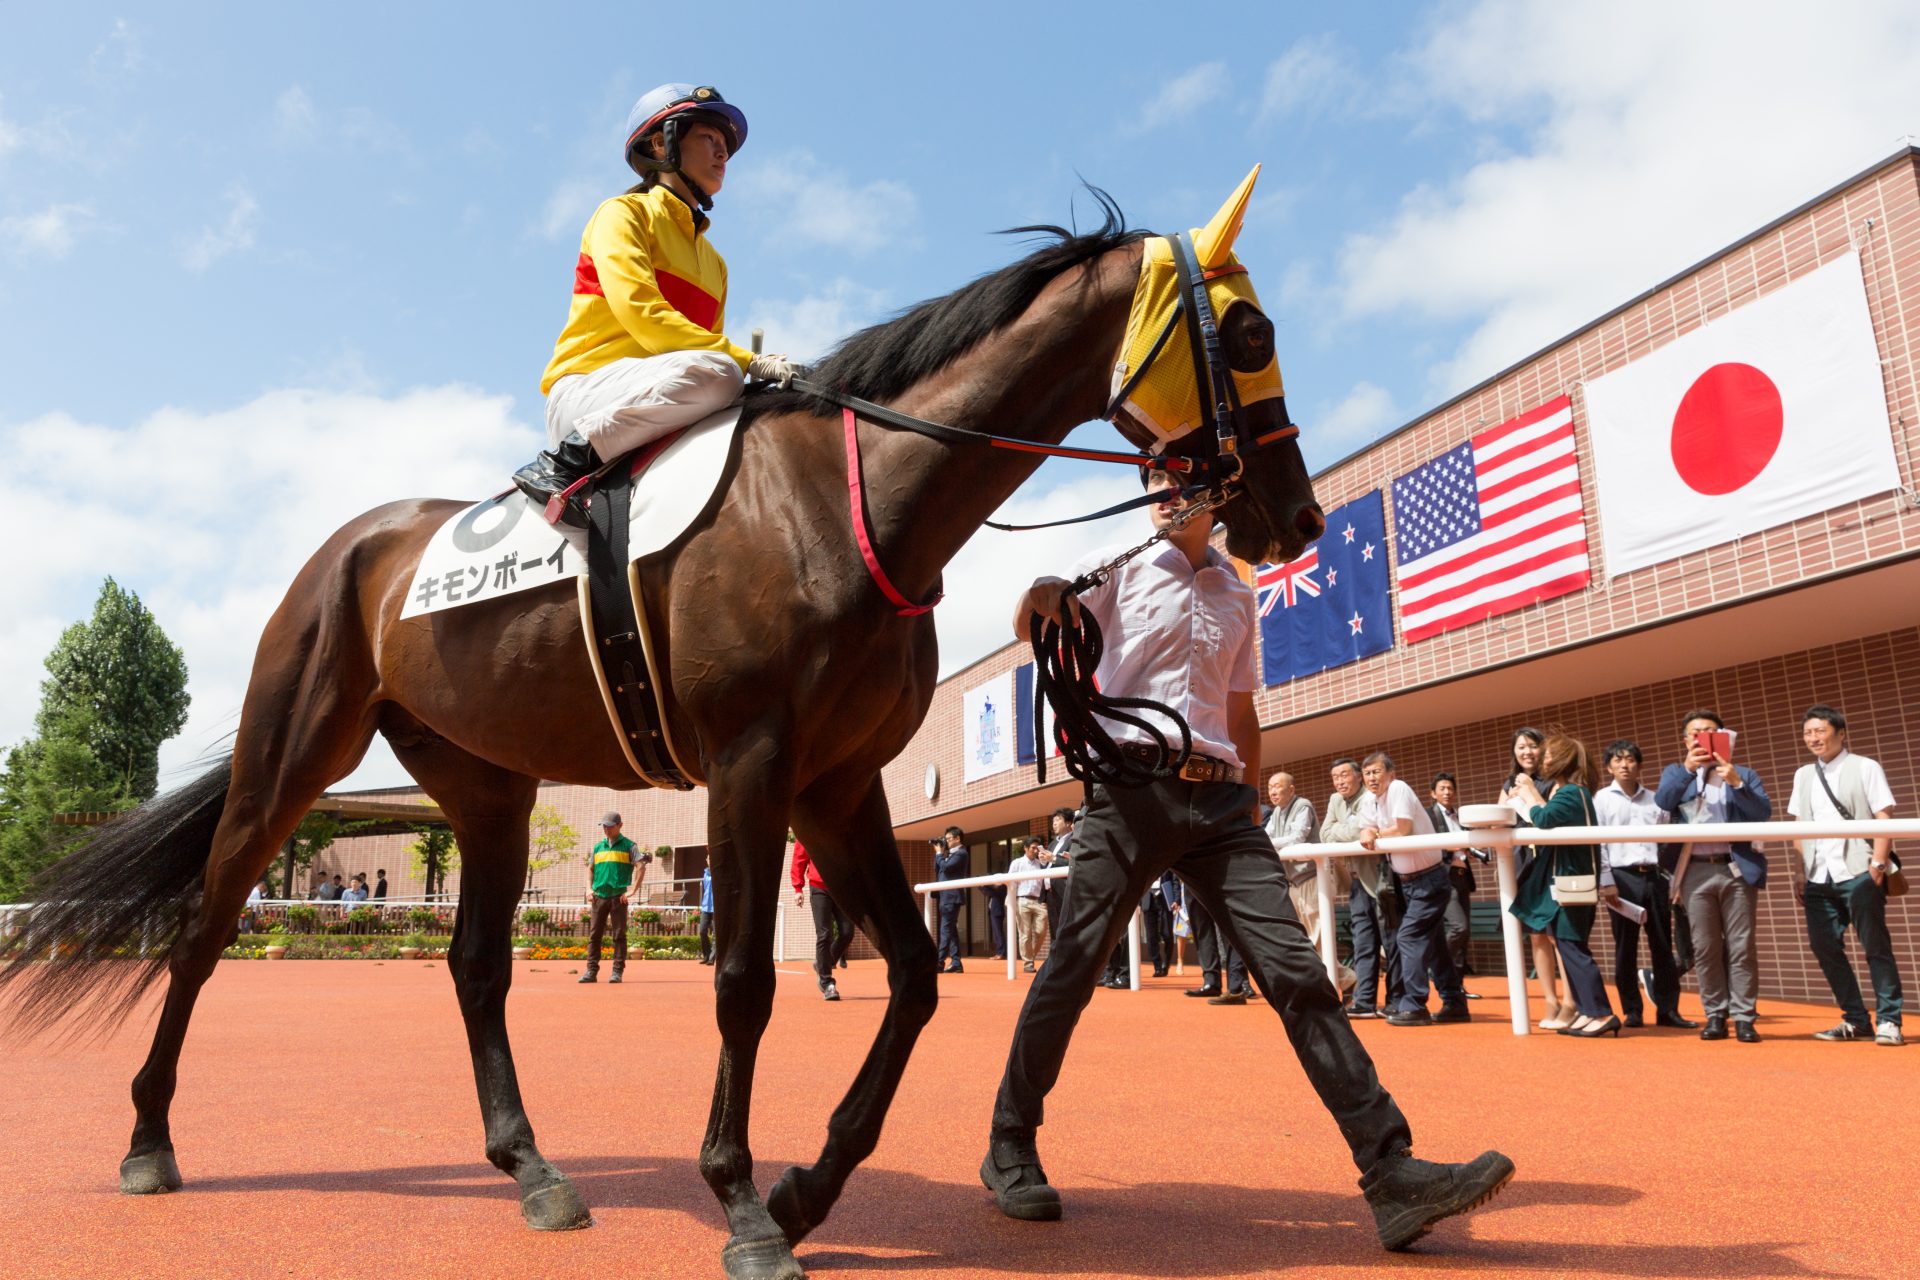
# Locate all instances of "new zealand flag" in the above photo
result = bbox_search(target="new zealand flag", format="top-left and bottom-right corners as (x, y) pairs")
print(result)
(1255, 489), (1394, 686)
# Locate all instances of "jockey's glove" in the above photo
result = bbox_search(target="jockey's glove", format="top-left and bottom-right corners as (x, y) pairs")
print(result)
(748, 352), (800, 388)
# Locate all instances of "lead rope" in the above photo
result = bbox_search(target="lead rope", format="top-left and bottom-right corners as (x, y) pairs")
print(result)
(1028, 491), (1230, 801)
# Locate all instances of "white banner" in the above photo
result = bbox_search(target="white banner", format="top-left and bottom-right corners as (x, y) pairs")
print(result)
(962, 670), (1016, 784)
(1583, 250), (1900, 576)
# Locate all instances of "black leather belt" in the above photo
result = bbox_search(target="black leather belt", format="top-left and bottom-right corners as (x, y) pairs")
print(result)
(1692, 853), (1734, 864)
(1614, 864), (1662, 874)
(1116, 741), (1243, 785)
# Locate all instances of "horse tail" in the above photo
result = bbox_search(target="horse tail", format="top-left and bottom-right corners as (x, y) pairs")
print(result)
(0, 757), (232, 1039)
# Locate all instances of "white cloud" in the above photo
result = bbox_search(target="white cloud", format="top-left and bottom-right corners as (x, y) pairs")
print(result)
(1, 202), (95, 260)
(1257, 35), (1358, 123)
(89, 18), (144, 75)
(1131, 62), (1230, 134)
(1306, 381), (1400, 467)
(534, 177), (603, 241)
(0, 386), (535, 793)
(734, 151), (918, 253)
(735, 278), (891, 362)
(1336, 1), (1920, 400)
(269, 86), (406, 153)
(272, 86), (317, 145)
(179, 184), (258, 271)
(936, 468), (1150, 678)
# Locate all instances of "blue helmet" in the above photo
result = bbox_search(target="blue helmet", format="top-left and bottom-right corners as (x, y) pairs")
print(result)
(624, 83), (748, 179)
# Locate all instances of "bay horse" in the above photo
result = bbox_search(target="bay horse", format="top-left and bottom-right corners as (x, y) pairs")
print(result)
(2, 176), (1322, 1280)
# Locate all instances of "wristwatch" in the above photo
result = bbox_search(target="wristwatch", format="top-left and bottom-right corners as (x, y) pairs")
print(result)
(1871, 861), (1893, 875)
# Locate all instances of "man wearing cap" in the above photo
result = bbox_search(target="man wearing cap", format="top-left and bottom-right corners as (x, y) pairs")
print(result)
(582, 813), (649, 984)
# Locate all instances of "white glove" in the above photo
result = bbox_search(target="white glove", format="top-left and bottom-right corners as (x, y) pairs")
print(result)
(748, 352), (799, 388)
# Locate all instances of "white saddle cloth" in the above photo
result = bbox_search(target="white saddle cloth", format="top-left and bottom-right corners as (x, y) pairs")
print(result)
(400, 406), (739, 619)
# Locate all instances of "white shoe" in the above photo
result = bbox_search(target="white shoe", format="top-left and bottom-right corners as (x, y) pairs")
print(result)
(1877, 1021), (1905, 1046)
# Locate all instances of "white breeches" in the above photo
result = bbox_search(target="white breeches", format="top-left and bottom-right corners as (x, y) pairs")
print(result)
(545, 350), (745, 457)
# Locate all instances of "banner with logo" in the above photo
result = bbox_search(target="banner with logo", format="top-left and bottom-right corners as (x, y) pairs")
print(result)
(962, 670), (1016, 784)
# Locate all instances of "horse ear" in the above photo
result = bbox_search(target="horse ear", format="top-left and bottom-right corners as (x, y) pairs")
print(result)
(1194, 164), (1260, 270)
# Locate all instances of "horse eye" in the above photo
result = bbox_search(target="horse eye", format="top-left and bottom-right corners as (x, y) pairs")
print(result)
(1221, 301), (1274, 373)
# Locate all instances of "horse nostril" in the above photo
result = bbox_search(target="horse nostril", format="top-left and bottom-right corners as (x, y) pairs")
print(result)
(1295, 505), (1326, 543)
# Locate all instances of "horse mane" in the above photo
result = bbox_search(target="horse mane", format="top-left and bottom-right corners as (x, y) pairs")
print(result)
(743, 187), (1150, 423)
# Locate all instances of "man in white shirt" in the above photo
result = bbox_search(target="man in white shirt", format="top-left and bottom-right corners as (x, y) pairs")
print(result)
(979, 469), (1511, 1247)
(1267, 772), (1353, 996)
(1328, 759), (1400, 1017)
(1593, 741), (1696, 1029)
(1358, 753), (1468, 1026)
(1006, 838), (1052, 974)
(1788, 704), (1903, 1046)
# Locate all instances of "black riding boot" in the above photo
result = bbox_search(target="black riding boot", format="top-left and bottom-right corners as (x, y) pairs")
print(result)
(512, 431), (598, 528)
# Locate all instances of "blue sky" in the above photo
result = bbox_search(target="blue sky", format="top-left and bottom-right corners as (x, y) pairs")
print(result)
(6, 2), (1919, 790)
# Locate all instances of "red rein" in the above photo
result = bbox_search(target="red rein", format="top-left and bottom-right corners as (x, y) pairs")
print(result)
(844, 408), (942, 617)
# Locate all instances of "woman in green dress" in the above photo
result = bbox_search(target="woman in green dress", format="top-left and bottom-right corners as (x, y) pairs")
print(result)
(1508, 728), (1623, 1038)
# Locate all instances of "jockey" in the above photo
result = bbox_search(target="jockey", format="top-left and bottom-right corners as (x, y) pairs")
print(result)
(513, 83), (798, 526)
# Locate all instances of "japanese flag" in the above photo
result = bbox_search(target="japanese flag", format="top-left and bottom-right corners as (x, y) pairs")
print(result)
(1583, 250), (1900, 576)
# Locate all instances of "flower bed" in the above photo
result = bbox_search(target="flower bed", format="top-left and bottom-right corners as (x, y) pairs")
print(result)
(221, 933), (703, 960)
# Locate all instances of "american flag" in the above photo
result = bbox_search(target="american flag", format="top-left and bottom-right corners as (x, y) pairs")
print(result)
(1390, 395), (1590, 643)
(1253, 548), (1320, 616)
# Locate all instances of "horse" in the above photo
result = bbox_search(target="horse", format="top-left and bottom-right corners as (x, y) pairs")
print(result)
(1, 172), (1323, 1280)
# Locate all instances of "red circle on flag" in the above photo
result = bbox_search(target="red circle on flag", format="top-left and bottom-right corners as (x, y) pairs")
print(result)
(1668, 362), (1784, 496)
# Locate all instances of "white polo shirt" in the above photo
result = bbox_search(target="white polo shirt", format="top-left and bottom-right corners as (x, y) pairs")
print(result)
(1359, 778), (1440, 875)
(1071, 540), (1256, 768)
(1594, 781), (1666, 868)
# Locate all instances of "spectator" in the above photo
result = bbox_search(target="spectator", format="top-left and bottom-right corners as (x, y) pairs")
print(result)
(934, 826), (970, 974)
(341, 874), (369, 904)
(1176, 877), (1250, 1004)
(1139, 874), (1173, 978)
(1270, 772), (1353, 997)
(1427, 773), (1486, 988)
(1034, 840), (1065, 940)
(373, 869), (388, 901)
(241, 877), (268, 932)
(308, 873), (329, 901)
(1656, 710), (1772, 1043)
(1593, 741), (1695, 1029)
(1044, 808), (1074, 941)
(1502, 728), (1570, 1030)
(697, 864), (716, 964)
(1008, 838), (1051, 972)
(984, 869), (1009, 962)
(1327, 758), (1399, 1018)
(1358, 753), (1468, 1026)
(323, 874), (346, 901)
(581, 812), (648, 985)
(791, 841), (853, 1001)
(1789, 704), (1903, 1047)
(1509, 729), (1619, 1037)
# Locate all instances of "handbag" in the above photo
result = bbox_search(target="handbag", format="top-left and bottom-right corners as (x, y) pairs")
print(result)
(1550, 790), (1601, 906)
(1813, 761), (1907, 898)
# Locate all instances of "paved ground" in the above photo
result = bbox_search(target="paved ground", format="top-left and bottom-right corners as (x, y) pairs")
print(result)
(1, 958), (1908, 1279)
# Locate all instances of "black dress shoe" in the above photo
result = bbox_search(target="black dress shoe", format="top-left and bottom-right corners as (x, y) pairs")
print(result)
(1656, 1011), (1700, 1029)
(980, 1137), (1062, 1222)
(1622, 1014), (1644, 1028)
(1185, 985), (1223, 999)
(1700, 1015), (1728, 1040)
(1345, 1005), (1381, 1019)
(1152, 966), (1169, 978)
(1207, 990), (1248, 1005)
(1433, 1001), (1471, 1024)
(1386, 1008), (1434, 1027)
(1362, 1150), (1516, 1251)
(1734, 1019), (1760, 1043)
(512, 430), (599, 528)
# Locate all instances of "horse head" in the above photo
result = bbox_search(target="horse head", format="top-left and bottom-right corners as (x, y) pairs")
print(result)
(1107, 165), (1325, 565)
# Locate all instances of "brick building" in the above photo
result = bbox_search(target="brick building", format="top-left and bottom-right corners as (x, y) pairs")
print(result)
(331, 146), (1920, 995)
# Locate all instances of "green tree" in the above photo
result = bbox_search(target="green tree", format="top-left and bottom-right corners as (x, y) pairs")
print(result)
(0, 707), (131, 901)
(526, 803), (576, 890)
(36, 577), (190, 801)
(409, 825), (460, 898)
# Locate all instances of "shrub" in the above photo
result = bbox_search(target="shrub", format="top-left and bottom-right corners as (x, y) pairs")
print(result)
(635, 909), (662, 925)
(520, 907), (552, 929)
(407, 906), (439, 930)
(286, 904), (318, 933)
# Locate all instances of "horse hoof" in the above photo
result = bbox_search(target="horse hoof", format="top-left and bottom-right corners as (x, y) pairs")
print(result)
(120, 1150), (183, 1195)
(768, 1165), (825, 1246)
(721, 1233), (808, 1280)
(521, 1178), (593, 1231)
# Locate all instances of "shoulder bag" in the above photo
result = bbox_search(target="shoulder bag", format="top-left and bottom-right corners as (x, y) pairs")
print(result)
(1813, 762), (1907, 898)
(1550, 789), (1601, 906)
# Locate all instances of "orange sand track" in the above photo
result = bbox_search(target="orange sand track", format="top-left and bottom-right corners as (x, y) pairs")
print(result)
(2, 959), (1909, 1279)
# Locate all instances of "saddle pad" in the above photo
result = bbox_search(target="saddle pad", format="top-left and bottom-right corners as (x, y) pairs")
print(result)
(400, 406), (740, 619)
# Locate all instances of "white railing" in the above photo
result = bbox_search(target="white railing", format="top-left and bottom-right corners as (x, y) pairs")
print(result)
(913, 868), (1086, 983)
(1281, 813), (1920, 1036)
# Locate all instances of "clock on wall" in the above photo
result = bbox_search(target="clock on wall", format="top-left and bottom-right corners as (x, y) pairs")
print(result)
(924, 762), (939, 801)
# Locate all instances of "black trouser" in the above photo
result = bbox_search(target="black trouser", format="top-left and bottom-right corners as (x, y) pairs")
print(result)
(1442, 874), (1473, 973)
(809, 888), (854, 982)
(1556, 919), (1614, 1019)
(1141, 889), (1173, 971)
(1609, 865), (1681, 1018)
(1348, 882), (1403, 1012)
(1805, 873), (1904, 1029)
(986, 893), (1008, 958)
(1395, 864), (1464, 1012)
(697, 909), (715, 962)
(1189, 894), (1248, 992)
(937, 894), (964, 965)
(587, 894), (627, 968)
(990, 777), (1412, 1174)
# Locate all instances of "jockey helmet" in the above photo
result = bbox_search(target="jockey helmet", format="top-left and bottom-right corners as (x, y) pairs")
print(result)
(625, 84), (748, 182)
